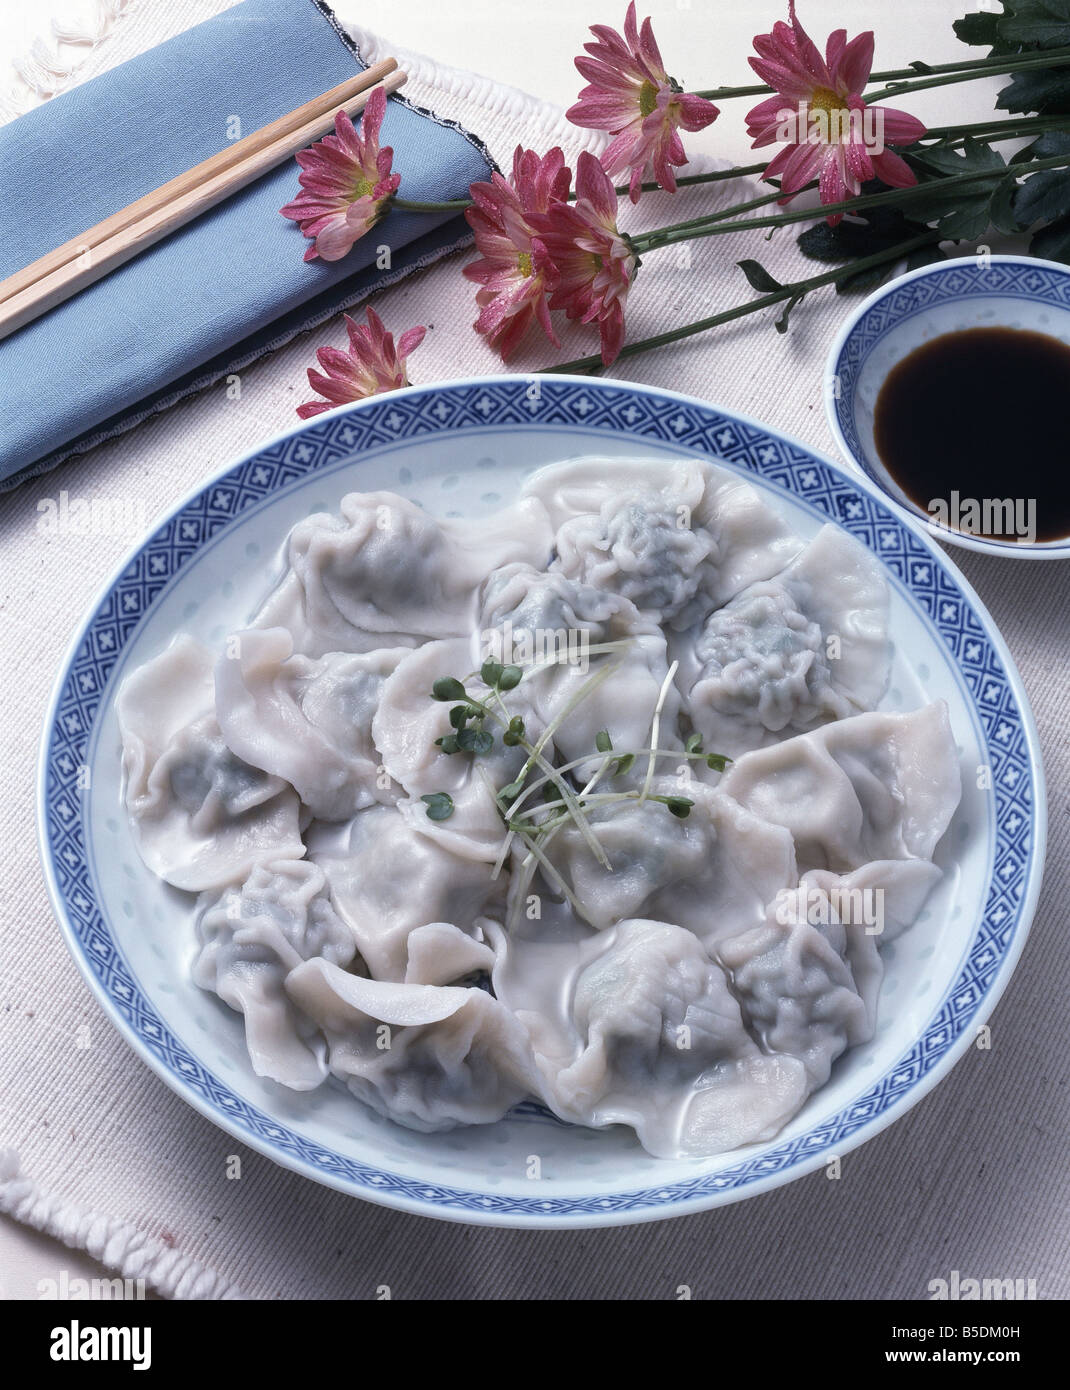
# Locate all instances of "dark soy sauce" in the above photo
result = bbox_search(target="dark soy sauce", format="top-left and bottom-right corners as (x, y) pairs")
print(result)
(873, 326), (1070, 543)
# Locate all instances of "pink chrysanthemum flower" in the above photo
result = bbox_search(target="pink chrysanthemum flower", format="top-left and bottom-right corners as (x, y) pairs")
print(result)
(296, 307), (425, 418)
(746, 1), (926, 224)
(531, 151), (636, 366)
(463, 146), (572, 360)
(280, 87), (400, 262)
(567, 2), (719, 203)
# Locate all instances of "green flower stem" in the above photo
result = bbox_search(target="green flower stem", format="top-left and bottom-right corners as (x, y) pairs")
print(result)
(391, 196), (473, 212)
(536, 230), (940, 376)
(692, 45), (1070, 102)
(922, 114), (1070, 143)
(629, 152), (1070, 254)
(613, 162), (767, 197)
(862, 52), (1070, 105)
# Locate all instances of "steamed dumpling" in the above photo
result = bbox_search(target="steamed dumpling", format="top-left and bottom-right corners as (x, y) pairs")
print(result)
(717, 702), (961, 873)
(681, 525), (890, 758)
(286, 958), (538, 1131)
(116, 635), (303, 891)
(214, 627), (407, 821)
(308, 805), (503, 981)
(493, 918), (808, 1157)
(194, 859), (354, 1089)
(254, 491), (554, 656)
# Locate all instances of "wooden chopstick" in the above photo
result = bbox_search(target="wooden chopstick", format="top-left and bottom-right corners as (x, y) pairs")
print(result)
(0, 65), (406, 341)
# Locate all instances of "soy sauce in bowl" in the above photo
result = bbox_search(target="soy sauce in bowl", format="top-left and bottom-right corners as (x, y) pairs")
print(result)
(873, 326), (1070, 544)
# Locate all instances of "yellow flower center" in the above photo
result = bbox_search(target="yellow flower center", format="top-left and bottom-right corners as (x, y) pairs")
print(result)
(808, 86), (844, 118)
(351, 175), (375, 200)
(638, 80), (659, 118)
(517, 250), (534, 277)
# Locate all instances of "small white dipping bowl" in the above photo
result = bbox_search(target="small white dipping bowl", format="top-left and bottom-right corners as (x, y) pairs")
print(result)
(824, 254), (1070, 559)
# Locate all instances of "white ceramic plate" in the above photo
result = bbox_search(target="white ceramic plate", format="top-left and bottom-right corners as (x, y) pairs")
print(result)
(39, 376), (1045, 1227)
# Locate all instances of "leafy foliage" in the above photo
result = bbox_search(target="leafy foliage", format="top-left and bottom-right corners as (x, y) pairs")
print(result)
(794, 194), (944, 291)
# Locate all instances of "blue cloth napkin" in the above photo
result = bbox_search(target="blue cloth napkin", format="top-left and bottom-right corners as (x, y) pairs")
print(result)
(0, 0), (493, 489)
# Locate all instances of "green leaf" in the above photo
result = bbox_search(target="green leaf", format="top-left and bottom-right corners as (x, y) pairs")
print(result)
(498, 665), (523, 691)
(1031, 208), (1070, 258)
(662, 797), (694, 819)
(421, 792), (455, 821)
(997, 66), (1070, 116)
(431, 676), (467, 701)
(448, 704), (470, 729)
(434, 734), (460, 755)
(479, 659), (503, 688)
(612, 753), (636, 777)
(1015, 164), (1070, 222)
(595, 730), (613, 753)
(705, 753), (731, 772)
(456, 727), (493, 753)
(685, 732), (703, 755)
(1019, 130), (1070, 160)
(737, 259), (783, 293)
(903, 137), (1008, 239)
(498, 779), (525, 803)
(990, 175), (1030, 233)
(952, 12), (1003, 47)
(998, 0), (1070, 49)
(797, 199), (933, 264)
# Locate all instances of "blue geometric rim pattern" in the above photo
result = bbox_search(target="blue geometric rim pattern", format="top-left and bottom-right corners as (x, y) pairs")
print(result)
(832, 260), (1070, 545)
(42, 378), (1038, 1219)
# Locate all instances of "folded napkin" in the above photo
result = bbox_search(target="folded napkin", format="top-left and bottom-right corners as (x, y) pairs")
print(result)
(0, 0), (493, 490)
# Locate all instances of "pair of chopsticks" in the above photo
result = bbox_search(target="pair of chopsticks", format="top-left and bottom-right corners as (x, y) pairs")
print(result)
(0, 58), (406, 343)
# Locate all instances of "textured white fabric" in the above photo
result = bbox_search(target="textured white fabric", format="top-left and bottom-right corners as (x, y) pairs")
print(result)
(0, 0), (1066, 1300)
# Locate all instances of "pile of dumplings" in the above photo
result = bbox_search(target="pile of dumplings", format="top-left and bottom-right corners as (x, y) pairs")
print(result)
(117, 456), (961, 1159)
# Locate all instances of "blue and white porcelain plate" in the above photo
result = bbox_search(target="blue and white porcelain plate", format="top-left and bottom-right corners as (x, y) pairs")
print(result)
(38, 376), (1045, 1228)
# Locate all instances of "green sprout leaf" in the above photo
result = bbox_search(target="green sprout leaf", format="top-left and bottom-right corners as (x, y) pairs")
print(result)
(498, 665), (523, 691)
(595, 730), (613, 753)
(706, 753), (731, 772)
(662, 796), (694, 819)
(456, 727), (494, 754)
(685, 733), (704, 755)
(421, 792), (455, 821)
(611, 753), (636, 777)
(434, 734), (460, 755)
(480, 659), (504, 688)
(431, 676), (467, 702)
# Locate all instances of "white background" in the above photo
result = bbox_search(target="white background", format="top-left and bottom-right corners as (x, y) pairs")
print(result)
(0, 0), (1007, 1299)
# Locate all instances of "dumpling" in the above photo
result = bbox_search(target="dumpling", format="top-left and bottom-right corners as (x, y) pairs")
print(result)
(553, 488), (718, 625)
(213, 627), (408, 821)
(492, 918), (808, 1157)
(285, 958), (538, 1131)
(531, 778), (797, 945)
(718, 905), (870, 1090)
(307, 805), (503, 981)
(680, 525), (890, 757)
(254, 491), (554, 656)
(524, 455), (803, 626)
(194, 859), (354, 1089)
(116, 635), (303, 891)
(717, 703), (961, 873)
(372, 637), (528, 862)
(477, 561), (639, 663)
